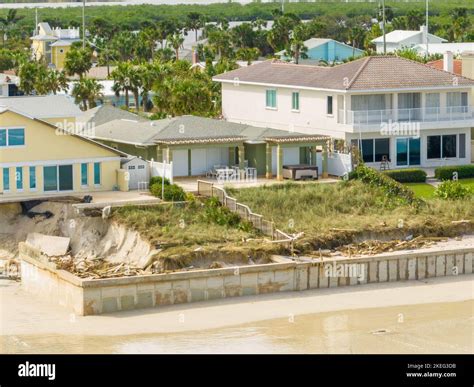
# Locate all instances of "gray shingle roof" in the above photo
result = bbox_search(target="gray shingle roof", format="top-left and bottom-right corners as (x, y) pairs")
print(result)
(90, 115), (328, 145)
(78, 104), (148, 128)
(0, 95), (82, 119)
(213, 56), (474, 91)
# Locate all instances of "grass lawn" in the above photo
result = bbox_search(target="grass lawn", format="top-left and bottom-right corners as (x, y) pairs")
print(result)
(227, 180), (474, 249)
(403, 183), (436, 199)
(404, 179), (474, 199)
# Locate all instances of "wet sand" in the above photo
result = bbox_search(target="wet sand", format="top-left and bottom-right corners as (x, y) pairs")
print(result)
(1, 275), (473, 342)
(2, 300), (472, 354)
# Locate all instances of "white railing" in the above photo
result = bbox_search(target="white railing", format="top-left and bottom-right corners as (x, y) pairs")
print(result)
(340, 106), (473, 126)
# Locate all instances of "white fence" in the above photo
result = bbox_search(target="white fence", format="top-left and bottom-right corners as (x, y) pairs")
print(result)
(328, 152), (352, 177)
(150, 160), (174, 184)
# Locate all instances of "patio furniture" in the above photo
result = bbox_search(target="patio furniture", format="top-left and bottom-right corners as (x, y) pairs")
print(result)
(245, 167), (257, 181)
(216, 168), (235, 183)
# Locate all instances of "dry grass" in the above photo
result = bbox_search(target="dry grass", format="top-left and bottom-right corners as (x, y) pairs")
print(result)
(227, 181), (474, 249)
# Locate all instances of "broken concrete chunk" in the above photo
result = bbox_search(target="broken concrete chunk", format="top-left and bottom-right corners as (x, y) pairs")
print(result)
(26, 233), (70, 257)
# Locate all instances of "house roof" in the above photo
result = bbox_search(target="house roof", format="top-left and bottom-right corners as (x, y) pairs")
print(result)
(276, 38), (364, 56)
(89, 115), (329, 146)
(426, 59), (463, 76)
(50, 39), (80, 47)
(77, 104), (148, 129)
(371, 30), (446, 44)
(0, 106), (126, 157)
(213, 56), (474, 91)
(0, 95), (82, 119)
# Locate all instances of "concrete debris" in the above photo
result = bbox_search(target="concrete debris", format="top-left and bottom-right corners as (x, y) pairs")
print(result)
(102, 206), (111, 219)
(26, 233), (70, 257)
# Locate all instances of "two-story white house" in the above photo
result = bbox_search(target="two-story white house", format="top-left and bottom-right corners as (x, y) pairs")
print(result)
(213, 56), (474, 169)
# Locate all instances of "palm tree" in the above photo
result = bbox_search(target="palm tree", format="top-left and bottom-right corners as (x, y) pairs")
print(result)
(186, 12), (203, 42)
(72, 78), (104, 111)
(18, 62), (38, 95)
(0, 10), (24, 47)
(44, 69), (69, 95)
(236, 47), (260, 66)
(64, 46), (93, 79)
(111, 62), (132, 108)
(167, 33), (184, 60)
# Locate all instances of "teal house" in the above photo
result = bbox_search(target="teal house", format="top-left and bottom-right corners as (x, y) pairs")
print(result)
(277, 38), (365, 63)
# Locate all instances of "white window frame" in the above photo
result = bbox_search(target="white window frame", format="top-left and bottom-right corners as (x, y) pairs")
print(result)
(0, 127), (26, 148)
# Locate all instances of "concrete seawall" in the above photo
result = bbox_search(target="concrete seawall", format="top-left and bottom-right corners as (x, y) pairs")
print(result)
(19, 242), (474, 316)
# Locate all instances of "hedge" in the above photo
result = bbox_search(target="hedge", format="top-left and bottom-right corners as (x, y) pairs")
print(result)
(383, 169), (427, 183)
(150, 176), (170, 186)
(150, 182), (186, 201)
(434, 165), (474, 180)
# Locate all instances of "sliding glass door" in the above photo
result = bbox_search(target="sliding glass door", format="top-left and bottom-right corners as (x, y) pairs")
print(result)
(396, 138), (420, 166)
(43, 165), (74, 192)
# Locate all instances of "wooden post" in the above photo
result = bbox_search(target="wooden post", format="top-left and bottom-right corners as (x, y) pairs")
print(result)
(277, 144), (283, 181)
(238, 144), (245, 169)
(322, 141), (329, 178)
(266, 142), (272, 179)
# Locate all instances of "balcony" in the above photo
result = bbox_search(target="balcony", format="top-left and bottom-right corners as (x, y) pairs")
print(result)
(339, 106), (474, 128)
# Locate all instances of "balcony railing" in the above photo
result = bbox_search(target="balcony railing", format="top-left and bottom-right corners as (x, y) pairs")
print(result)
(339, 106), (473, 126)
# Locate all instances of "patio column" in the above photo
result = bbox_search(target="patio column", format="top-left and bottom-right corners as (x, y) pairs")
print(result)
(238, 144), (245, 169)
(276, 144), (283, 181)
(322, 141), (329, 178)
(310, 146), (317, 166)
(163, 147), (172, 163)
(229, 147), (236, 166)
(266, 143), (272, 179)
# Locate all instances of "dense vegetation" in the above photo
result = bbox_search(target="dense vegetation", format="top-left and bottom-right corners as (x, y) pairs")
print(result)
(0, 1), (472, 116)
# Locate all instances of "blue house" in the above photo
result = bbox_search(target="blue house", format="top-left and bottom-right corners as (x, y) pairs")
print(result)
(277, 38), (365, 63)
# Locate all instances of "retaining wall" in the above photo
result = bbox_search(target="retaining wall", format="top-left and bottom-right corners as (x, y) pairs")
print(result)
(19, 242), (473, 316)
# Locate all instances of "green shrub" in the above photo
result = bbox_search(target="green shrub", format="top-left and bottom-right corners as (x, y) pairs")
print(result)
(434, 165), (474, 180)
(149, 176), (170, 186)
(351, 165), (422, 206)
(383, 169), (427, 183)
(434, 180), (472, 200)
(150, 182), (186, 201)
(202, 197), (241, 227)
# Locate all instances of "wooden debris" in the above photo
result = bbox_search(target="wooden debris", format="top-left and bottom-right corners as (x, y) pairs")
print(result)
(335, 236), (447, 257)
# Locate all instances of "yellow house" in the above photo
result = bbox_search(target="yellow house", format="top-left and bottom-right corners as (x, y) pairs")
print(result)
(0, 107), (127, 201)
(31, 22), (80, 71)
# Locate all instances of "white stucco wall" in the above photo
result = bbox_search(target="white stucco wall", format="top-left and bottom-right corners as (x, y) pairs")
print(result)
(221, 83), (348, 138)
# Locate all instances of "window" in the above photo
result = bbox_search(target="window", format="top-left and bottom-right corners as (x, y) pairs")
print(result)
(0, 129), (6, 146)
(265, 89), (277, 108)
(94, 162), (101, 185)
(427, 136), (441, 159)
(425, 93), (440, 109)
(128, 165), (136, 170)
(356, 138), (390, 163)
(43, 166), (58, 191)
(396, 138), (420, 166)
(447, 92), (468, 107)
(374, 139), (390, 162)
(292, 92), (300, 111)
(427, 135), (458, 159)
(16, 167), (23, 190)
(442, 135), (457, 158)
(459, 134), (466, 159)
(351, 94), (386, 111)
(327, 96), (333, 115)
(3, 168), (9, 191)
(81, 163), (88, 186)
(29, 166), (36, 190)
(138, 165), (145, 170)
(0, 128), (25, 147)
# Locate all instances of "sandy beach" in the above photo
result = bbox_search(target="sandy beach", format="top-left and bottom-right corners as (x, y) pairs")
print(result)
(1, 275), (473, 337)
